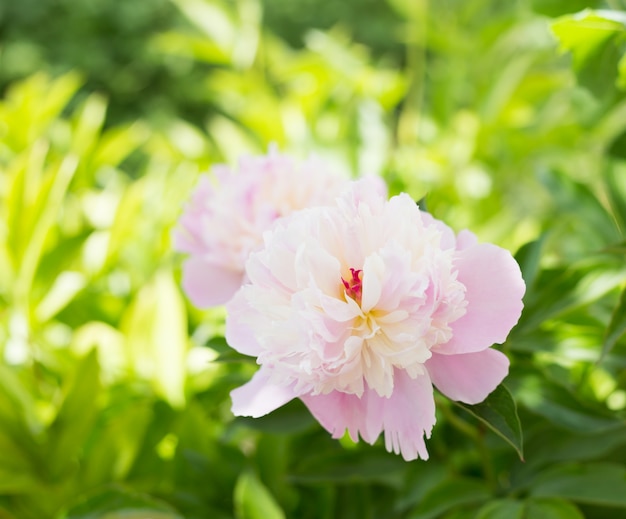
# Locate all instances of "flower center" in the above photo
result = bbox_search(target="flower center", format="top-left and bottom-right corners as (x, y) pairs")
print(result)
(342, 268), (363, 304)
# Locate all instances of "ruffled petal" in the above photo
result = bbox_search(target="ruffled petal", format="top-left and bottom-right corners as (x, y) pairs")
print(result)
(231, 368), (297, 417)
(380, 370), (435, 461)
(301, 369), (436, 461)
(426, 349), (509, 405)
(434, 242), (525, 355)
(419, 211), (456, 250)
(182, 257), (243, 308)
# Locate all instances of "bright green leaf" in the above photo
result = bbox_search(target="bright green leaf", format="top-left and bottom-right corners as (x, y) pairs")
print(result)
(122, 270), (188, 408)
(601, 285), (626, 361)
(551, 10), (626, 98)
(234, 471), (286, 519)
(62, 486), (182, 519)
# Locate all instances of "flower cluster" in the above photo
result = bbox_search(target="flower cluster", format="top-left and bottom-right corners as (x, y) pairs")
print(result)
(175, 151), (525, 461)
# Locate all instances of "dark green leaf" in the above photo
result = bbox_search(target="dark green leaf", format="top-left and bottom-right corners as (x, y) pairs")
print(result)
(514, 236), (545, 290)
(289, 450), (408, 488)
(529, 462), (626, 508)
(235, 398), (316, 434)
(526, 497), (584, 519)
(454, 384), (524, 460)
(47, 349), (102, 479)
(407, 478), (490, 519)
(476, 499), (524, 519)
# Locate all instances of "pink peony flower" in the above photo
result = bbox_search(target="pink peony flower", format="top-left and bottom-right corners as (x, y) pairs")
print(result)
(173, 148), (349, 307)
(226, 178), (525, 461)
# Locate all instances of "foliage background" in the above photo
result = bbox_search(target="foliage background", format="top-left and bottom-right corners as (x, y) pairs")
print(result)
(1, 0), (626, 517)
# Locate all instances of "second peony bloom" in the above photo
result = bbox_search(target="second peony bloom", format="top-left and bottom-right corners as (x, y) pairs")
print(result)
(226, 178), (525, 461)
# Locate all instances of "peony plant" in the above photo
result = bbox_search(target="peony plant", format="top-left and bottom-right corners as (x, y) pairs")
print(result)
(176, 156), (525, 461)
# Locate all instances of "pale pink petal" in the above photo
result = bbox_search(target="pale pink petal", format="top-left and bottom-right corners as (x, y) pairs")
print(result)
(426, 349), (509, 405)
(182, 257), (243, 308)
(300, 390), (383, 444)
(225, 288), (262, 356)
(231, 368), (297, 417)
(302, 370), (436, 461)
(434, 243), (525, 355)
(380, 370), (435, 461)
(419, 211), (456, 249)
(455, 229), (478, 250)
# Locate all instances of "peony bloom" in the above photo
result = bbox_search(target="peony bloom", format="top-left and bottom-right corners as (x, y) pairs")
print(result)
(226, 179), (525, 461)
(173, 148), (349, 307)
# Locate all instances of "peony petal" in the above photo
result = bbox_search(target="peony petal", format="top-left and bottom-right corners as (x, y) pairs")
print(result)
(380, 370), (435, 461)
(231, 368), (297, 417)
(300, 390), (383, 444)
(426, 349), (509, 405)
(455, 229), (478, 250)
(302, 370), (436, 461)
(434, 242), (525, 355)
(419, 211), (456, 250)
(225, 288), (263, 356)
(182, 257), (243, 308)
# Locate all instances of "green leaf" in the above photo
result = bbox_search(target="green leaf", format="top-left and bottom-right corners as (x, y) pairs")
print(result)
(235, 398), (316, 434)
(122, 270), (188, 408)
(526, 498), (584, 519)
(476, 498), (584, 519)
(407, 478), (490, 519)
(289, 450), (408, 487)
(234, 470), (286, 519)
(62, 486), (182, 519)
(512, 374), (621, 433)
(529, 463), (626, 508)
(514, 236), (545, 290)
(531, 0), (601, 17)
(600, 285), (626, 361)
(47, 349), (102, 479)
(602, 162), (626, 232)
(454, 384), (524, 460)
(551, 10), (626, 98)
(476, 499), (524, 519)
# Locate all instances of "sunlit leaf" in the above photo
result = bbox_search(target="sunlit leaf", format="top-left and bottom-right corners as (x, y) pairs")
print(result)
(551, 10), (626, 98)
(601, 285), (626, 361)
(234, 471), (286, 519)
(63, 486), (182, 519)
(122, 270), (188, 408)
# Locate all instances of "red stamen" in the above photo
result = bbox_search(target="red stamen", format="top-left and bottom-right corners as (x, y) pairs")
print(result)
(342, 268), (363, 303)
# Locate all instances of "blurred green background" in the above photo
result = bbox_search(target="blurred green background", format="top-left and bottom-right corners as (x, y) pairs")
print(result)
(2, 0), (626, 517)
